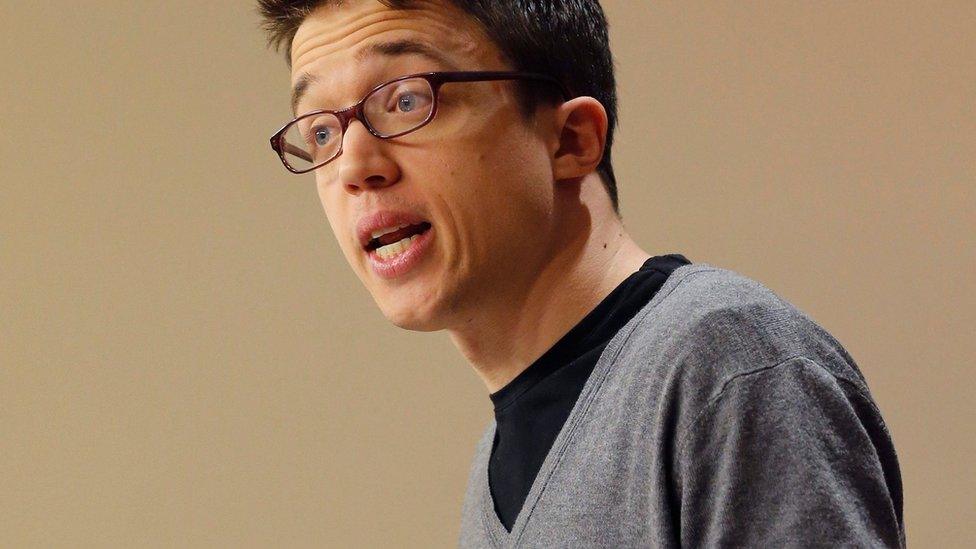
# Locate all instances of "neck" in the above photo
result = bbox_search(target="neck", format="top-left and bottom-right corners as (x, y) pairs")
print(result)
(446, 179), (651, 393)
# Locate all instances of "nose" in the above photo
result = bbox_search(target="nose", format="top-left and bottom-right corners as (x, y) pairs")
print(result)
(336, 120), (401, 195)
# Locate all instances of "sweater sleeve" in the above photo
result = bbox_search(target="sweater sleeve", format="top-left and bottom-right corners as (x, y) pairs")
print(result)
(674, 356), (905, 548)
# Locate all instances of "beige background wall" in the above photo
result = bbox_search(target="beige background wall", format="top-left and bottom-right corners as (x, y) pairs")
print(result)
(3, 1), (973, 546)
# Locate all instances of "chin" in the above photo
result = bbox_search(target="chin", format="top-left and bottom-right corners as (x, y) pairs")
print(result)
(363, 260), (457, 332)
(372, 292), (446, 332)
(380, 305), (443, 332)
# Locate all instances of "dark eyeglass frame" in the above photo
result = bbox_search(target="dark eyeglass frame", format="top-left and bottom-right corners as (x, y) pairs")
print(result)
(269, 70), (571, 174)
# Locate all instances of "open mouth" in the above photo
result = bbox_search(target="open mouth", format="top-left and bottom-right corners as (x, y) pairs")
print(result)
(365, 222), (433, 260)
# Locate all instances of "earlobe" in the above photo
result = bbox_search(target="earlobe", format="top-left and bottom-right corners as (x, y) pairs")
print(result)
(551, 97), (608, 181)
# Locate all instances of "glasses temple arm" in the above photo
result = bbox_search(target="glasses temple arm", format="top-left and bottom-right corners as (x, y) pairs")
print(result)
(281, 140), (313, 163)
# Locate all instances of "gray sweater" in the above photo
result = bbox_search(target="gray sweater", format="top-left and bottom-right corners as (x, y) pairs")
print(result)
(458, 263), (905, 548)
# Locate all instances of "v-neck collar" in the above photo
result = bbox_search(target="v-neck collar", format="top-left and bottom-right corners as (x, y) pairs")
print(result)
(473, 262), (703, 547)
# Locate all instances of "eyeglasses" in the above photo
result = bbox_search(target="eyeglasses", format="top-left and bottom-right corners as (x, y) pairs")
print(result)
(269, 71), (570, 174)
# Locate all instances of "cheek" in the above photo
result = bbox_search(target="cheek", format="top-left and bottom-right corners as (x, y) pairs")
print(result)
(433, 133), (553, 261)
(315, 175), (359, 261)
(474, 129), (551, 213)
(315, 177), (337, 233)
(441, 113), (550, 197)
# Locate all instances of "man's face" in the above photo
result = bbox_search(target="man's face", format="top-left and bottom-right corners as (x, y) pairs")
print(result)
(290, 0), (560, 331)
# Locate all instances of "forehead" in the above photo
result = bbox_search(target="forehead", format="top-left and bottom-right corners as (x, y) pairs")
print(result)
(289, 0), (504, 111)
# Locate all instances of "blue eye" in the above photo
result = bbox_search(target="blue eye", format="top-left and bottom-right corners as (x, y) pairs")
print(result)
(314, 127), (332, 146)
(398, 93), (417, 112)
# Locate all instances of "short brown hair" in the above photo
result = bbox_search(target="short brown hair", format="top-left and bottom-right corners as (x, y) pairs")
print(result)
(258, 0), (620, 214)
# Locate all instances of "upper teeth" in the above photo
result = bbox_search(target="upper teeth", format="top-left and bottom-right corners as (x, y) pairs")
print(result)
(371, 223), (411, 240)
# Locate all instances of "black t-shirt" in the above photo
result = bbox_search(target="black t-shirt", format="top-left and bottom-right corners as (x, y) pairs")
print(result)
(488, 253), (692, 531)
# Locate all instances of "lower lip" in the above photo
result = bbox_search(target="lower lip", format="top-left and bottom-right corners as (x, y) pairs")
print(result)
(365, 227), (435, 280)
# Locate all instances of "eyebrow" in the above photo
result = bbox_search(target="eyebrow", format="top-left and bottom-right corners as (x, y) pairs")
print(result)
(291, 73), (319, 114)
(291, 39), (456, 114)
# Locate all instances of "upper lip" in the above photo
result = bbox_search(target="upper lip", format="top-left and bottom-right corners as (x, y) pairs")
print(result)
(356, 210), (431, 250)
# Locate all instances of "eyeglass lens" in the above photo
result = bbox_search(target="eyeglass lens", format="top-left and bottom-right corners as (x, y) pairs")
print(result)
(280, 77), (436, 172)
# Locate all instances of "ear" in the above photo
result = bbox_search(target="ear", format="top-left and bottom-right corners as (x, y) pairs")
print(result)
(550, 97), (608, 181)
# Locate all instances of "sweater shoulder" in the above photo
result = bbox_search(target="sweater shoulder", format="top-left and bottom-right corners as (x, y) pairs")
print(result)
(611, 263), (869, 399)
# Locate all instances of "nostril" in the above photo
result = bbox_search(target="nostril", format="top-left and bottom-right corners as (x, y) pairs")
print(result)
(336, 140), (400, 191)
(344, 174), (389, 195)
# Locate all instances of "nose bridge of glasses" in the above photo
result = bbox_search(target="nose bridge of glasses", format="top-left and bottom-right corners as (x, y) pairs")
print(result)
(332, 98), (383, 140)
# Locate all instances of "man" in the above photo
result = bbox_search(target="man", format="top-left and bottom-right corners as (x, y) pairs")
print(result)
(258, 0), (905, 546)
